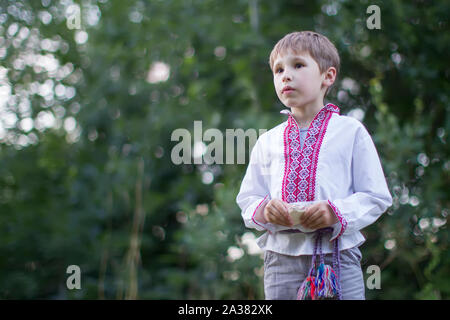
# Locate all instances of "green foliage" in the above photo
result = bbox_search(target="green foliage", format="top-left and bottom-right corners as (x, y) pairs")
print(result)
(0, 0), (448, 299)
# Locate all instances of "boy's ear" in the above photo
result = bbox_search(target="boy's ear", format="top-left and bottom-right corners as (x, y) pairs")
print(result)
(322, 67), (337, 88)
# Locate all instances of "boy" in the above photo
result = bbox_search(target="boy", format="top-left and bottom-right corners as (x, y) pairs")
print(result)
(236, 31), (392, 300)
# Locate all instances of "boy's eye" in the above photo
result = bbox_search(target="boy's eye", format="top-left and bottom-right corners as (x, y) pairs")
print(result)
(295, 63), (304, 68)
(275, 67), (283, 73)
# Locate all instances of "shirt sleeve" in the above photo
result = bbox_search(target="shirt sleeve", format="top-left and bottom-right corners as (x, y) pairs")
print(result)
(328, 124), (393, 241)
(236, 137), (272, 232)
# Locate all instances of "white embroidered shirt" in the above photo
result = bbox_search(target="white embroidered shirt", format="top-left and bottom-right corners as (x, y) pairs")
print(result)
(236, 104), (393, 255)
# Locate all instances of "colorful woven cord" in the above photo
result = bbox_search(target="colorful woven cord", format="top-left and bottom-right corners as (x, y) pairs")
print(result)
(297, 228), (342, 300)
(315, 263), (339, 299)
(297, 276), (316, 300)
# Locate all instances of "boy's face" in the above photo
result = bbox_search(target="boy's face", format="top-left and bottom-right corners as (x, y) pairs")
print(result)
(272, 50), (328, 110)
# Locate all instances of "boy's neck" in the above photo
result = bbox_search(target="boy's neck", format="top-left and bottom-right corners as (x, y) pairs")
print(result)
(290, 101), (324, 128)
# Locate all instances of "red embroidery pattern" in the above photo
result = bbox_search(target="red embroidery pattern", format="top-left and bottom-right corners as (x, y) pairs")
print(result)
(282, 104), (340, 203)
(327, 200), (348, 238)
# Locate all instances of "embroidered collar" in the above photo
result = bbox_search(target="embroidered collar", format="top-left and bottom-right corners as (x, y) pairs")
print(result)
(281, 104), (340, 203)
(280, 104), (340, 124)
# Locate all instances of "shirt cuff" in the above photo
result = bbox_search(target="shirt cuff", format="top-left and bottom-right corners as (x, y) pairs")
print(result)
(327, 200), (348, 242)
(252, 195), (271, 231)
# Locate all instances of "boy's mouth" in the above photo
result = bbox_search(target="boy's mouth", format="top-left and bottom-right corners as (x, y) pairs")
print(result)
(282, 86), (295, 94)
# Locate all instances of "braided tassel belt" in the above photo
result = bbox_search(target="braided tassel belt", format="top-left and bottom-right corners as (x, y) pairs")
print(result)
(283, 227), (342, 300)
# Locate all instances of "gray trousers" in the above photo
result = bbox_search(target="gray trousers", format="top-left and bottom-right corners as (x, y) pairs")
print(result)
(264, 246), (365, 300)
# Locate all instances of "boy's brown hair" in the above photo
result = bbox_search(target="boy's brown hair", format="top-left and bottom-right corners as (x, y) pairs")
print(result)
(269, 31), (340, 94)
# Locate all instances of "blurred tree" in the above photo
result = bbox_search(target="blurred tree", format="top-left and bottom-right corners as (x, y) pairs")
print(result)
(0, 0), (448, 299)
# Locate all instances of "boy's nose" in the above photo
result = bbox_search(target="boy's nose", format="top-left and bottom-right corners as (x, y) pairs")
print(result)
(282, 73), (292, 82)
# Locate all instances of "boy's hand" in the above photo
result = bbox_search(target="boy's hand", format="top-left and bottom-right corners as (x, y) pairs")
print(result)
(263, 199), (293, 227)
(299, 201), (338, 230)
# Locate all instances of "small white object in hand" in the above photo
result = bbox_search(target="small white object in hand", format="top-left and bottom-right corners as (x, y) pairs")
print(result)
(287, 203), (309, 225)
